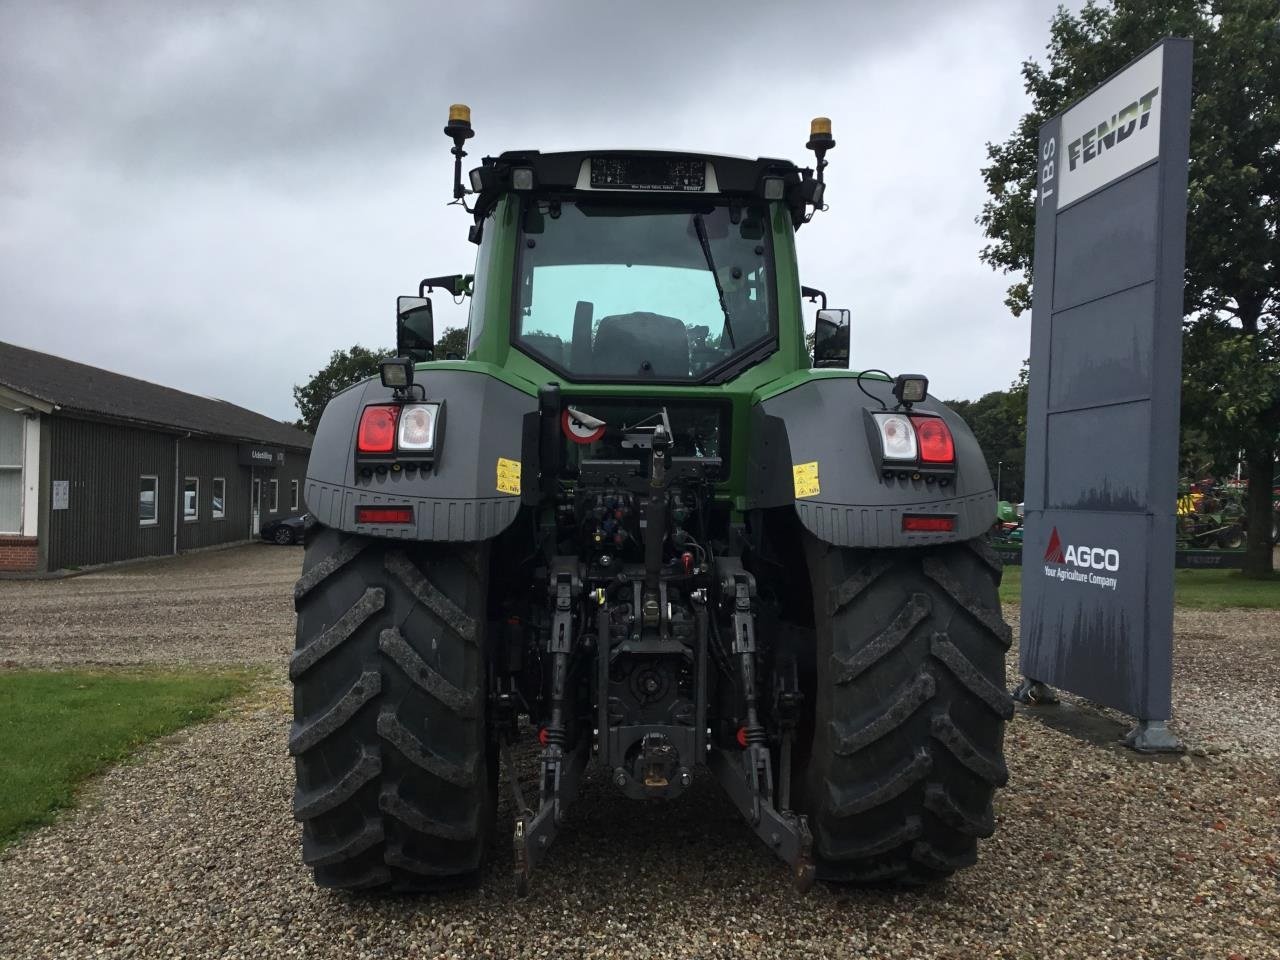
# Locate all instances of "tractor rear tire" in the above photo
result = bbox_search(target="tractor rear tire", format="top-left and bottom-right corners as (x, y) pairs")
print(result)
(798, 535), (1013, 884)
(289, 526), (496, 891)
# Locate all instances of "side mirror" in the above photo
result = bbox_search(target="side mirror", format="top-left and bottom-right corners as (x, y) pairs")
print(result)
(396, 296), (434, 363)
(813, 308), (851, 368)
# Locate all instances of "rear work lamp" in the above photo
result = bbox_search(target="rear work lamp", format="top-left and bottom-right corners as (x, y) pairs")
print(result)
(380, 357), (414, 390)
(761, 176), (785, 200)
(892, 374), (929, 408)
(511, 167), (536, 191)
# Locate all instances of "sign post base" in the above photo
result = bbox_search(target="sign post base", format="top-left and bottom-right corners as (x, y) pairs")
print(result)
(1012, 677), (1060, 705)
(1124, 720), (1184, 754)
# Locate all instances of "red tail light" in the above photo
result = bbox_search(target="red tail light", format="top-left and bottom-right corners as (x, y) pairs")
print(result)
(903, 514), (956, 533)
(355, 506), (414, 524)
(357, 404), (400, 453)
(910, 416), (955, 464)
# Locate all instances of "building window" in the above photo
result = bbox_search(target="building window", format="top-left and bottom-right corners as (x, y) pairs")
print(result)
(139, 475), (158, 526)
(290, 479), (299, 512)
(0, 410), (22, 534)
(269, 478), (279, 513)
(212, 477), (226, 519)
(183, 477), (199, 522)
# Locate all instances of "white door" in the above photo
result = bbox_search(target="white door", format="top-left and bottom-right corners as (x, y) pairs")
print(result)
(251, 478), (261, 536)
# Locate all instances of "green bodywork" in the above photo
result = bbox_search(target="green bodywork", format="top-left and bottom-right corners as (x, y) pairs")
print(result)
(420, 196), (875, 506)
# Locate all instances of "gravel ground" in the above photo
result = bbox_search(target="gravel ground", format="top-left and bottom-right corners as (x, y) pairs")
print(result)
(0, 544), (299, 668)
(0, 546), (1277, 959)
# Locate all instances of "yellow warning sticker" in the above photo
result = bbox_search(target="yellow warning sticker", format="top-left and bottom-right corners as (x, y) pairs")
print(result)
(496, 457), (521, 496)
(792, 461), (820, 498)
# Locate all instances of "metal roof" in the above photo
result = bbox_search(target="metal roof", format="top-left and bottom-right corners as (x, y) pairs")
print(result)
(0, 340), (312, 449)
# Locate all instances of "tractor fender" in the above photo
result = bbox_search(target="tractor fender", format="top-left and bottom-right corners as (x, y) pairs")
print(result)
(746, 376), (996, 548)
(304, 368), (536, 541)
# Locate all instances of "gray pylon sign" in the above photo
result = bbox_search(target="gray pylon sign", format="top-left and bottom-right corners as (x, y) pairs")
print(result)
(1019, 38), (1193, 749)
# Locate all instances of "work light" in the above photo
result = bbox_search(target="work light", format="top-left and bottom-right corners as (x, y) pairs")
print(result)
(892, 374), (929, 407)
(380, 357), (414, 390)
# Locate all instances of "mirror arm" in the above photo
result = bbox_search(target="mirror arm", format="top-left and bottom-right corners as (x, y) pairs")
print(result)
(419, 274), (466, 297)
(800, 285), (828, 310)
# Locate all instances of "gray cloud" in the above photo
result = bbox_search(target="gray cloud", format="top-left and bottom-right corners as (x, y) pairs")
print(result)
(0, 0), (1068, 419)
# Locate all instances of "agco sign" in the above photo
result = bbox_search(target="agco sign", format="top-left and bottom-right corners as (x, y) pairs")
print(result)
(1043, 527), (1120, 590)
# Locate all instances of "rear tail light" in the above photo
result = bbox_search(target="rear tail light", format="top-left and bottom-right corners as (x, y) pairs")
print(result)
(910, 416), (955, 464)
(871, 413), (918, 460)
(355, 505), (414, 524)
(357, 405), (400, 453)
(903, 514), (956, 532)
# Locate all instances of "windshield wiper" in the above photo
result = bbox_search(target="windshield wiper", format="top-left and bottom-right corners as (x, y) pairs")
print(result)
(692, 213), (736, 349)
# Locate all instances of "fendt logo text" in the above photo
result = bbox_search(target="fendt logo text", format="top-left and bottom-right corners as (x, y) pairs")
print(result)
(1043, 527), (1120, 590)
(1066, 86), (1160, 173)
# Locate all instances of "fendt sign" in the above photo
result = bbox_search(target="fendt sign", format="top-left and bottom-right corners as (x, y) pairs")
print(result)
(1055, 47), (1165, 206)
(1019, 39), (1193, 750)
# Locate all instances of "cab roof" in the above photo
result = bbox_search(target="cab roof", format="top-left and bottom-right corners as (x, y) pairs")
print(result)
(469, 150), (812, 225)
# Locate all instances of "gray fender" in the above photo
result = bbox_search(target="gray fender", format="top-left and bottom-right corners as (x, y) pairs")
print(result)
(304, 369), (536, 541)
(746, 376), (996, 548)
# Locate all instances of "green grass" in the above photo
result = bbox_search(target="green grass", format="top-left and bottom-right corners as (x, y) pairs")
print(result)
(998, 565), (1280, 609)
(0, 668), (257, 847)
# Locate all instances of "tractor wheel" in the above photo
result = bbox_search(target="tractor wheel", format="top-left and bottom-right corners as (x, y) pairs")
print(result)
(1216, 526), (1245, 550)
(797, 535), (1013, 884)
(289, 526), (496, 891)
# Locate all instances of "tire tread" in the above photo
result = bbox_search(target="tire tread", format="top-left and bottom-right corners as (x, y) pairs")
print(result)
(804, 538), (1010, 885)
(290, 528), (493, 891)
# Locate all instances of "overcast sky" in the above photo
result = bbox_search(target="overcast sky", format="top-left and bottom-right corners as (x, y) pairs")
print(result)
(0, 0), (1074, 422)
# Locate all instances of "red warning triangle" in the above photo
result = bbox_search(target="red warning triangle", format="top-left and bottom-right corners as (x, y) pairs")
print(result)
(1044, 526), (1065, 563)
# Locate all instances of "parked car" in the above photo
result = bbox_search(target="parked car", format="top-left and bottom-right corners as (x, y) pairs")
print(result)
(261, 513), (309, 545)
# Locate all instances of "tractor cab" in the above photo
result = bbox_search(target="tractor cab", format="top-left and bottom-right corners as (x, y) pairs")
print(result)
(395, 106), (846, 387)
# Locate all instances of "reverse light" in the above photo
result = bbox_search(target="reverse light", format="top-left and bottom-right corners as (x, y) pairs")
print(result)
(397, 402), (440, 452)
(872, 412), (918, 461)
(355, 505), (414, 524)
(903, 515), (956, 533)
(910, 416), (955, 464)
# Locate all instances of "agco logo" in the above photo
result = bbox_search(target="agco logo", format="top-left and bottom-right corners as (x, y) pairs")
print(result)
(1043, 527), (1120, 571)
(1043, 527), (1121, 590)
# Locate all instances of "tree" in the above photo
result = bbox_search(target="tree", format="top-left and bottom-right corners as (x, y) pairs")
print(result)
(435, 326), (468, 359)
(947, 364), (1030, 504)
(978, 0), (1279, 576)
(293, 345), (389, 433)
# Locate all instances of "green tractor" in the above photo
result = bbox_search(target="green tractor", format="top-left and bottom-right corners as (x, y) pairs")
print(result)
(290, 107), (1012, 894)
